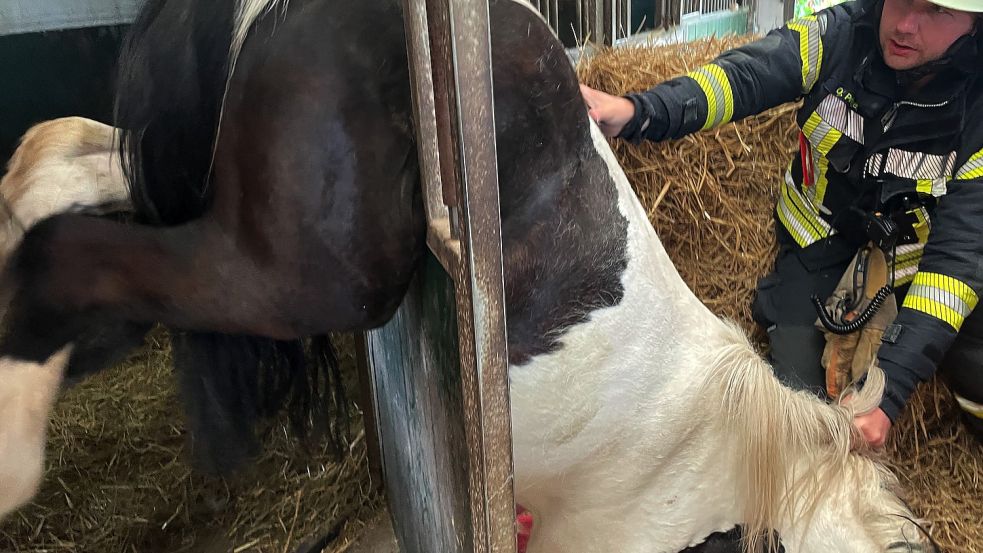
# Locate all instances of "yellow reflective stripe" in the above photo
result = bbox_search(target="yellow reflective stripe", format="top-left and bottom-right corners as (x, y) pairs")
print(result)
(816, 126), (842, 156)
(688, 69), (717, 130)
(891, 245), (924, 286)
(687, 63), (735, 130)
(910, 206), (930, 244)
(903, 272), (979, 331)
(705, 64), (735, 126)
(955, 394), (983, 420)
(803, 111), (822, 138)
(802, 111), (841, 157)
(787, 16), (823, 94)
(955, 146), (983, 180)
(776, 170), (832, 247)
(895, 250), (924, 267)
(813, 153), (830, 206)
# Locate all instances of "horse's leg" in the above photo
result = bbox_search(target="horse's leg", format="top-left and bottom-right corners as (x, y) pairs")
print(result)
(0, 189), (418, 488)
(1, 203), (417, 353)
(0, 347), (71, 520)
(64, 319), (153, 384)
(0, 116), (421, 471)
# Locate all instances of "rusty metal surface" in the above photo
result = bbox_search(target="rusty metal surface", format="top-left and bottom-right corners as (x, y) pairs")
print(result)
(401, 0), (462, 272)
(381, 1), (515, 552)
(443, 2), (515, 552)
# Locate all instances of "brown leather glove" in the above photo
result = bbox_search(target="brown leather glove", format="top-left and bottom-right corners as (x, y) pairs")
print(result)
(817, 245), (897, 397)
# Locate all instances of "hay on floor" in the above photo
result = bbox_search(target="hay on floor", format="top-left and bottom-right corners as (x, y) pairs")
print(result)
(578, 36), (982, 552)
(0, 331), (378, 553)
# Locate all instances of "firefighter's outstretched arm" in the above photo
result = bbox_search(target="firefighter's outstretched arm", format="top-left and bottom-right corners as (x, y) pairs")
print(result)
(611, 6), (855, 143)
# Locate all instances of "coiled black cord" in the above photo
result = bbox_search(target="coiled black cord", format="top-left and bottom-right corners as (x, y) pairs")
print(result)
(812, 285), (894, 335)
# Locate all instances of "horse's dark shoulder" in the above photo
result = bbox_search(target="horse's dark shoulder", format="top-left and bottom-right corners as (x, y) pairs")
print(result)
(211, 0), (422, 329)
(489, 0), (629, 364)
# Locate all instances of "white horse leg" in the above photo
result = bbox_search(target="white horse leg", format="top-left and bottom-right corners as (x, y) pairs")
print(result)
(0, 117), (130, 265)
(0, 347), (71, 519)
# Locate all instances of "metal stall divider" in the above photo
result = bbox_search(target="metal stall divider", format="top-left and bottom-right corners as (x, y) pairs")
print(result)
(358, 0), (516, 552)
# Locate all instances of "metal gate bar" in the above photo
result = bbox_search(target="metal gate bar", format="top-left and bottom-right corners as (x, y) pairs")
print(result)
(363, 0), (515, 551)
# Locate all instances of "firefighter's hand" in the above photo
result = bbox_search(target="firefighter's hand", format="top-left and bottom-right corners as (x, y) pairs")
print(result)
(852, 407), (892, 448)
(580, 84), (635, 138)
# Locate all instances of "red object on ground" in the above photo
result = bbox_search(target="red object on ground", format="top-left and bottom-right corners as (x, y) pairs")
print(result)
(516, 507), (534, 553)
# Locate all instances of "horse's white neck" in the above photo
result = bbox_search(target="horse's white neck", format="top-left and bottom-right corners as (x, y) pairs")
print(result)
(508, 122), (921, 553)
(509, 122), (742, 551)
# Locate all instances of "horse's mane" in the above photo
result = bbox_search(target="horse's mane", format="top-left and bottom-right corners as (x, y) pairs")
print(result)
(232, 0), (289, 64)
(703, 321), (918, 552)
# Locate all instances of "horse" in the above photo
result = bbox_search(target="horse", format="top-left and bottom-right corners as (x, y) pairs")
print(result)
(0, 0), (932, 551)
(0, 117), (130, 268)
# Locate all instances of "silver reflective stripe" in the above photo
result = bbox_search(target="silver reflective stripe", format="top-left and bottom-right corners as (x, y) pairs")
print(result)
(955, 153), (983, 180)
(866, 149), (955, 196)
(815, 95), (863, 144)
(907, 282), (974, 321)
(891, 243), (924, 284)
(874, 149), (955, 179)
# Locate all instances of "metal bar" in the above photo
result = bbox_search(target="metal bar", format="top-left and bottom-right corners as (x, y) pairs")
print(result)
(400, 0), (461, 272)
(444, 0), (516, 550)
(399, 1), (515, 552)
(424, 0), (462, 223)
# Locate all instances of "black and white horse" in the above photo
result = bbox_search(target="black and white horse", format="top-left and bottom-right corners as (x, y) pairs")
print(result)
(0, 1), (929, 551)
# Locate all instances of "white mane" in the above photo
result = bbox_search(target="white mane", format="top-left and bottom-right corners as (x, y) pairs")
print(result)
(232, 0), (289, 66)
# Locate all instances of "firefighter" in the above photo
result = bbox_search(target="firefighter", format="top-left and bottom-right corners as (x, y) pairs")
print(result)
(581, 0), (983, 447)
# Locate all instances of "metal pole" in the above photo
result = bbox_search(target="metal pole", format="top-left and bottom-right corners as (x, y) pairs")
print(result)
(399, 1), (515, 552)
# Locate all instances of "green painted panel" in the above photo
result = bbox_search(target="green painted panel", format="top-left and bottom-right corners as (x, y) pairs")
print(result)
(683, 7), (749, 41)
(365, 254), (474, 553)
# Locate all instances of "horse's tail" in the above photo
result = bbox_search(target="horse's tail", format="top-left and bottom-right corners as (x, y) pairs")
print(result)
(704, 321), (887, 553)
(173, 333), (349, 475)
(115, 0), (346, 474)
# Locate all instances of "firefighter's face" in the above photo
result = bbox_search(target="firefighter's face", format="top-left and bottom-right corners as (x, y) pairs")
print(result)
(880, 0), (977, 70)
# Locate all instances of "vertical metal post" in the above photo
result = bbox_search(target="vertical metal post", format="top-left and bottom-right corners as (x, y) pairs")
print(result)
(374, 1), (515, 552)
(442, 1), (515, 551)
(580, 0), (624, 45)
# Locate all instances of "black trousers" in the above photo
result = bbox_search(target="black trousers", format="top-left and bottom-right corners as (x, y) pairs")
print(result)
(752, 227), (983, 438)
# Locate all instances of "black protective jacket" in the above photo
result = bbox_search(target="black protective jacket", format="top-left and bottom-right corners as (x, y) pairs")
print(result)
(621, 0), (983, 420)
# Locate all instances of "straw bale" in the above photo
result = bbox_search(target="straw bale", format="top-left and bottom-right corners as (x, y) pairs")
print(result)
(579, 37), (982, 552)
